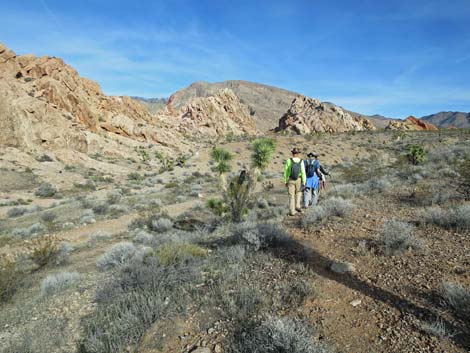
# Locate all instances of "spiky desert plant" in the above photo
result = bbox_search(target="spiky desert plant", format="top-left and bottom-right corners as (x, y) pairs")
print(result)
(407, 145), (427, 165)
(211, 147), (233, 191)
(250, 137), (276, 175)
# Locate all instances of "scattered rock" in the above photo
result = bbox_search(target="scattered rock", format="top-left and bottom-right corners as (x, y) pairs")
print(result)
(350, 299), (362, 307)
(330, 261), (355, 274)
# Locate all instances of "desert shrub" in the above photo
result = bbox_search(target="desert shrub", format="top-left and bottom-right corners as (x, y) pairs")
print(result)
(377, 220), (424, 256)
(34, 183), (57, 198)
(7, 207), (28, 218)
(257, 197), (269, 209)
(230, 316), (327, 353)
(419, 318), (454, 338)
(12, 222), (46, 239)
(106, 191), (122, 204)
(323, 197), (354, 217)
(361, 177), (392, 194)
(29, 236), (60, 268)
(280, 277), (317, 307)
(2, 318), (68, 353)
(455, 157), (470, 199)
(421, 205), (470, 230)
(55, 242), (74, 265)
(133, 230), (154, 245)
(41, 271), (80, 296)
(232, 222), (291, 251)
(127, 172), (142, 181)
(340, 164), (369, 183)
(36, 154), (53, 162)
(155, 242), (208, 265)
(149, 217), (173, 233)
(407, 145), (427, 165)
(80, 257), (198, 353)
(40, 211), (57, 223)
(0, 256), (22, 303)
(455, 205), (470, 230)
(108, 204), (129, 217)
(328, 184), (357, 199)
(302, 206), (329, 228)
(92, 202), (109, 215)
(441, 281), (470, 327)
(96, 242), (139, 271)
(80, 209), (96, 224)
(254, 205), (285, 221)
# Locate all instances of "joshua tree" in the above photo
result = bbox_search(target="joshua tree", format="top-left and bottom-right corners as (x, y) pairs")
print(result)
(250, 137), (276, 177)
(211, 147), (233, 191)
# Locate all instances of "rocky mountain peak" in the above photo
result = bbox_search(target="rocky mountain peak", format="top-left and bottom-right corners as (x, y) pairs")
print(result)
(274, 95), (375, 134)
(385, 116), (438, 131)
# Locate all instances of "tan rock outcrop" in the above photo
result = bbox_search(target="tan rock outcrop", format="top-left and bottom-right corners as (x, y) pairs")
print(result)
(176, 88), (258, 137)
(385, 116), (438, 131)
(0, 43), (187, 160)
(275, 95), (376, 134)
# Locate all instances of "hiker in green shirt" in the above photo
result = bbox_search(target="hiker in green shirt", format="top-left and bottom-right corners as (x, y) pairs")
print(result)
(284, 147), (306, 216)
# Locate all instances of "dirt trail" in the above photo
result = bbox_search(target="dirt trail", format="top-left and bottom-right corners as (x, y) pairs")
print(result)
(282, 195), (470, 353)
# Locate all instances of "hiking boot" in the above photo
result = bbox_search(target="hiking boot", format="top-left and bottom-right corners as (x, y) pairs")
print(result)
(295, 208), (303, 213)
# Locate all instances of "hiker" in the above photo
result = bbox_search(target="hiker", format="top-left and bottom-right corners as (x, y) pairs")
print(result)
(303, 152), (320, 208)
(312, 153), (330, 199)
(284, 147), (306, 216)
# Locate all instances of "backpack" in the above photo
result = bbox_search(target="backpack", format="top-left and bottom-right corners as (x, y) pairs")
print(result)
(290, 158), (302, 180)
(305, 159), (316, 178)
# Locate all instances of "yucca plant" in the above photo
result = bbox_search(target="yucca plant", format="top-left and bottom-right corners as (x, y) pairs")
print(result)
(211, 147), (233, 191)
(251, 137), (276, 175)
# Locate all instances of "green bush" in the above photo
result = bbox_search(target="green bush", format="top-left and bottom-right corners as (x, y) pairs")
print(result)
(407, 145), (427, 165)
(155, 242), (208, 265)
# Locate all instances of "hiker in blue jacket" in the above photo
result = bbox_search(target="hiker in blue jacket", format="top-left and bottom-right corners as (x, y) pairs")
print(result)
(303, 152), (321, 208)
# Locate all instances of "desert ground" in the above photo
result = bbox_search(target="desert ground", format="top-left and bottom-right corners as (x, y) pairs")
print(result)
(1, 129), (469, 353)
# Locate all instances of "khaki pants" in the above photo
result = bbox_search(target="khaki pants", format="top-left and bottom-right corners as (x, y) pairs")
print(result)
(287, 179), (302, 215)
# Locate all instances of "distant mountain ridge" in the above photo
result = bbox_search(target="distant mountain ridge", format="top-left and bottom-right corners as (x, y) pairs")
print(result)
(420, 111), (470, 128)
(131, 97), (167, 114)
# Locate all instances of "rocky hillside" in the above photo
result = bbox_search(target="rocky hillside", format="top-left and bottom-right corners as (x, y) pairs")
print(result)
(385, 116), (438, 131)
(421, 111), (470, 128)
(167, 80), (299, 132)
(0, 44), (259, 166)
(171, 88), (258, 137)
(0, 43), (186, 158)
(274, 95), (376, 134)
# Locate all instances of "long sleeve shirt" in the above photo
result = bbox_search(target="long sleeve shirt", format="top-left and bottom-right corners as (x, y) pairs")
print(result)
(284, 157), (306, 184)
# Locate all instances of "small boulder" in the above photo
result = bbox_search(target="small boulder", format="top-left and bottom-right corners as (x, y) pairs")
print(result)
(330, 261), (355, 274)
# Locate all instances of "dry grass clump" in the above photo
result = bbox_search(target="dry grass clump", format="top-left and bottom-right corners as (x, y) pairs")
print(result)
(34, 183), (57, 198)
(0, 255), (22, 303)
(418, 318), (454, 338)
(302, 197), (354, 229)
(421, 205), (470, 230)
(41, 271), (80, 296)
(232, 222), (292, 250)
(96, 242), (139, 271)
(376, 220), (424, 256)
(12, 222), (46, 239)
(229, 316), (327, 353)
(7, 206), (28, 218)
(441, 281), (470, 328)
(155, 242), (208, 265)
(30, 236), (59, 268)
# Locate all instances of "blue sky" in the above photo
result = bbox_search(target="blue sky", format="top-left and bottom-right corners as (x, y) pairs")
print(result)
(1, 0), (470, 118)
